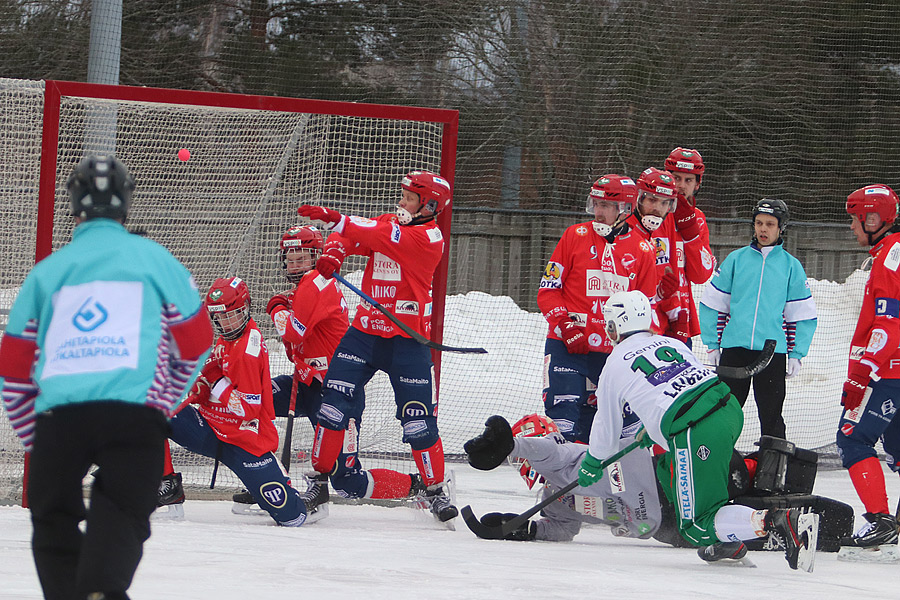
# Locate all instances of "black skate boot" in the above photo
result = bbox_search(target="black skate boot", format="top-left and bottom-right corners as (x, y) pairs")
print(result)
(232, 488), (255, 505)
(408, 473), (427, 497)
(841, 512), (899, 547)
(464, 415), (515, 471)
(425, 480), (458, 523)
(697, 541), (748, 563)
(154, 473), (185, 519)
(764, 508), (818, 572)
(300, 473), (330, 524)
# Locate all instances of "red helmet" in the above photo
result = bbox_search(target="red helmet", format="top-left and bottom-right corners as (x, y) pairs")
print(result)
(510, 414), (560, 489)
(206, 277), (251, 341)
(280, 226), (324, 283)
(846, 184), (898, 227)
(586, 174), (638, 214)
(664, 147), (705, 182)
(635, 167), (677, 231)
(401, 170), (452, 217)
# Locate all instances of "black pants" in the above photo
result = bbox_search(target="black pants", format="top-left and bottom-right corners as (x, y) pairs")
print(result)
(719, 347), (788, 439)
(28, 402), (168, 600)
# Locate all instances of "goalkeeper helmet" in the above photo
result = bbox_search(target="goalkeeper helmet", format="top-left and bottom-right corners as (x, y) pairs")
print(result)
(206, 277), (251, 341)
(280, 225), (324, 283)
(67, 154), (136, 222)
(664, 147), (705, 183)
(586, 174), (638, 236)
(635, 167), (677, 231)
(398, 170), (452, 224)
(602, 290), (653, 345)
(510, 414), (560, 489)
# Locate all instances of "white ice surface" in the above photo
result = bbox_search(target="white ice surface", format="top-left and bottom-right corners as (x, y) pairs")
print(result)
(1, 462), (898, 600)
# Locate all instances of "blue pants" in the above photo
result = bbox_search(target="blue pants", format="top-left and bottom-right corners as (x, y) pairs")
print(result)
(542, 338), (612, 443)
(836, 377), (900, 471)
(317, 328), (439, 451)
(169, 406), (308, 526)
(271, 374), (373, 498)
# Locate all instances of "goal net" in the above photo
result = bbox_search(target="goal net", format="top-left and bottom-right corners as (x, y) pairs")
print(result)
(0, 78), (459, 502)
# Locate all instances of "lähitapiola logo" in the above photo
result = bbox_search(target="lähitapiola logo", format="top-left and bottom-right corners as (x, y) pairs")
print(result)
(73, 297), (108, 331)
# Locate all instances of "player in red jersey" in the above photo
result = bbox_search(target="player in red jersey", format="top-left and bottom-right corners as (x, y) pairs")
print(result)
(164, 277), (328, 525)
(664, 147), (713, 347)
(297, 170), (458, 523)
(835, 184), (900, 559)
(263, 226), (429, 500)
(537, 174), (659, 442)
(626, 167), (716, 345)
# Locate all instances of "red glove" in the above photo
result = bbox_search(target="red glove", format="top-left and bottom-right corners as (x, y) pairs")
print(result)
(673, 193), (700, 241)
(559, 321), (590, 354)
(657, 267), (679, 300)
(298, 204), (343, 227)
(841, 362), (872, 411)
(201, 357), (225, 386)
(316, 247), (345, 279)
(188, 378), (211, 405)
(266, 293), (291, 318)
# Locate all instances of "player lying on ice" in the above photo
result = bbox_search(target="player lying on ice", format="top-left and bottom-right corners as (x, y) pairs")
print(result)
(467, 290), (822, 571)
(465, 413), (852, 553)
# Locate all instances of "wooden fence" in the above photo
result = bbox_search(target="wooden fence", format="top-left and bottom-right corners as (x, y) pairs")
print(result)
(447, 207), (867, 312)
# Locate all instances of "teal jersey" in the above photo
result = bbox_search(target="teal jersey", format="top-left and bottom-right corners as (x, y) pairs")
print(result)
(3, 219), (210, 415)
(699, 243), (817, 358)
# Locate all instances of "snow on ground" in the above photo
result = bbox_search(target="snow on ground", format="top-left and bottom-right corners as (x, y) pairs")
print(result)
(1, 461), (898, 600)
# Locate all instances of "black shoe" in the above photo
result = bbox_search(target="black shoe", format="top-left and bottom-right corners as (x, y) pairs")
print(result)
(300, 473), (330, 522)
(408, 473), (427, 497)
(698, 541), (747, 562)
(157, 473), (184, 506)
(232, 488), (256, 505)
(764, 508), (818, 571)
(425, 482), (458, 522)
(841, 512), (899, 548)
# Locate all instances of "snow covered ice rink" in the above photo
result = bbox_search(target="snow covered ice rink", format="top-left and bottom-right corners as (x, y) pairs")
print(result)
(1, 461), (898, 599)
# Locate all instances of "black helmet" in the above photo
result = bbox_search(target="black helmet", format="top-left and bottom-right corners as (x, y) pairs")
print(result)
(753, 198), (789, 228)
(67, 154), (135, 221)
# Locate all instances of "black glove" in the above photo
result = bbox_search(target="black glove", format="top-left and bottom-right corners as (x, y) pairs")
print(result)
(481, 512), (537, 541)
(464, 415), (515, 471)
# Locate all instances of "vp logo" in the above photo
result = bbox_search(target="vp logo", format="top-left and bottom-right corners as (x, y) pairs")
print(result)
(259, 482), (287, 508)
(73, 297), (108, 332)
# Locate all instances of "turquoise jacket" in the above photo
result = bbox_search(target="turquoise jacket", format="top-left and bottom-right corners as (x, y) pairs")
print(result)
(699, 243), (817, 358)
(3, 219), (210, 415)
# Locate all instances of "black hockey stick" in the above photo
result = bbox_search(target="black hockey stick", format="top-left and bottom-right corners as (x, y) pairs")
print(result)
(715, 339), (777, 379)
(461, 438), (644, 540)
(279, 370), (300, 472)
(332, 272), (487, 354)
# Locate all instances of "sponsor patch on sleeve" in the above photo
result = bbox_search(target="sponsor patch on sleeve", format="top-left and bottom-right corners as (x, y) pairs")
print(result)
(875, 297), (900, 318)
(540, 261), (563, 289)
(885, 242), (900, 272)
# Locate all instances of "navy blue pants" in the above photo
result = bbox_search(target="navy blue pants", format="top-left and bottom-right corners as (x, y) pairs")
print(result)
(169, 406), (307, 525)
(542, 338), (611, 443)
(271, 374), (373, 498)
(836, 377), (900, 470)
(317, 328), (439, 451)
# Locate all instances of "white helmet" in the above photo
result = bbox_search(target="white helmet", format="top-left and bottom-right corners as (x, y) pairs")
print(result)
(602, 290), (652, 344)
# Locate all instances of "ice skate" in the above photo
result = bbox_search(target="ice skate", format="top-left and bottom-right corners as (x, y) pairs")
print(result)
(698, 541), (755, 568)
(300, 473), (330, 524)
(417, 470), (458, 529)
(837, 512), (900, 563)
(764, 508), (818, 572)
(231, 488), (268, 516)
(153, 472), (185, 520)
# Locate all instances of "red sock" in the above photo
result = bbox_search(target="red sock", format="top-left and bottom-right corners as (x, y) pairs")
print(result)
(413, 439), (446, 487)
(744, 457), (758, 481)
(368, 469), (413, 499)
(162, 440), (174, 476)
(311, 424), (344, 474)
(849, 456), (890, 514)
